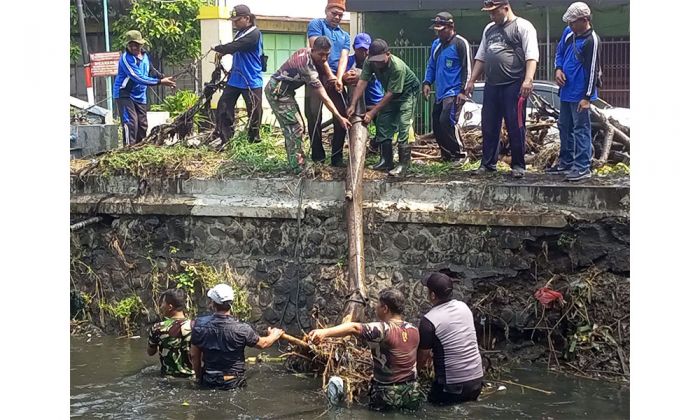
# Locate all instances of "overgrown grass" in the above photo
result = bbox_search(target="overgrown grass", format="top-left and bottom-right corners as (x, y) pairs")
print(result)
(98, 144), (222, 178)
(218, 125), (289, 176)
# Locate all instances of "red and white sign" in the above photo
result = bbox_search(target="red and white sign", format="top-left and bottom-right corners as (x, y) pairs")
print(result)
(90, 52), (121, 77)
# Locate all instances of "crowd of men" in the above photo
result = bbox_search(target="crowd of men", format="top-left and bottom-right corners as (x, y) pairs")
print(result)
(114, 0), (601, 181)
(148, 271), (482, 411)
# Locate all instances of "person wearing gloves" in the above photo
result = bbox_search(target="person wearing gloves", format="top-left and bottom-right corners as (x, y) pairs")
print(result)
(546, 2), (601, 182)
(113, 30), (176, 146)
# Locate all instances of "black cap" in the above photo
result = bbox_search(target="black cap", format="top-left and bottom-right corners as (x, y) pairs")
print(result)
(368, 39), (390, 62)
(482, 0), (509, 12)
(429, 12), (454, 30)
(231, 4), (252, 18)
(421, 272), (460, 299)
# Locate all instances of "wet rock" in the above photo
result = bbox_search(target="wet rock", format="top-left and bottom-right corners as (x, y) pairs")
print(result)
(204, 240), (222, 255)
(394, 234), (411, 251)
(192, 226), (208, 245)
(263, 308), (280, 324)
(412, 233), (431, 251)
(210, 227), (227, 239)
(307, 232), (324, 245)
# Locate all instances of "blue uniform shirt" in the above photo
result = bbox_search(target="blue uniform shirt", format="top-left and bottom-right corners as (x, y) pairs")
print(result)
(423, 35), (472, 103)
(306, 18), (350, 74)
(113, 50), (160, 104)
(228, 26), (264, 89)
(555, 26), (601, 102)
(347, 54), (384, 106)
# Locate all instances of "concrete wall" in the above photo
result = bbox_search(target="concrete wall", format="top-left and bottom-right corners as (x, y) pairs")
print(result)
(70, 176), (629, 336)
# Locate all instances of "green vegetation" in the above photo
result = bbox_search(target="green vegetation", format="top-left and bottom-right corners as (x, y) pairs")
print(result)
(177, 261), (252, 320)
(218, 127), (289, 175)
(98, 144), (222, 178)
(151, 90), (203, 129)
(112, 0), (203, 65)
(99, 295), (144, 336)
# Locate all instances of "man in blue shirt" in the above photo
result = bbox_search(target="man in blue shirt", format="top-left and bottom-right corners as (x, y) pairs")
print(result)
(422, 12), (472, 162)
(212, 5), (264, 147)
(306, 0), (351, 167)
(113, 30), (176, 146)
(547, 2), (601, 182)
(343, 32), (384, 151)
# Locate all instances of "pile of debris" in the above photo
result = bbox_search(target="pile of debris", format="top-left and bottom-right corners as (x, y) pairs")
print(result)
(411, 92), (631, 170)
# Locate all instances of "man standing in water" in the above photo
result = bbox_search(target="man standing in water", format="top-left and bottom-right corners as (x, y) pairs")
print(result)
(190, 284), (285, 389)
(417, 272), (484, 405)
(308, 288), (423, 411)
(147, 289), (194, 377)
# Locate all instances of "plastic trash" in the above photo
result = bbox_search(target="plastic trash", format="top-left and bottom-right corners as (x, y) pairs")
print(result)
(327, 376), (345, 406)
(497, 385), (507, 391)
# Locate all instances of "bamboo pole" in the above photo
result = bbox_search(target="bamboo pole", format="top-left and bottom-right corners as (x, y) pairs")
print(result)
(342, 88), (369, 323)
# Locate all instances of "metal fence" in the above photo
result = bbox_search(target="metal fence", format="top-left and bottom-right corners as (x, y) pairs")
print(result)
(392, 38), (630, 134)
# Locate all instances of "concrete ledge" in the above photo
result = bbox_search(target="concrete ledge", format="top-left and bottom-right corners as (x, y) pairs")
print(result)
(70, 175), (629, 227)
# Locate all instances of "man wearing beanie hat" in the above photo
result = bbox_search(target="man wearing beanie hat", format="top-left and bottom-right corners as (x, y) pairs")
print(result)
(417, 272), (484, 405)
(211, 4), (265, 148)
(546, 2), (601, 182)
(306, 0), (352, 167)
(466, 0), (539, 179)
(190, 284), (285, 389)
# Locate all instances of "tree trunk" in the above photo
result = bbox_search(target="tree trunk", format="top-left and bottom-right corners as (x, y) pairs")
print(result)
(342, 88), (369, 324)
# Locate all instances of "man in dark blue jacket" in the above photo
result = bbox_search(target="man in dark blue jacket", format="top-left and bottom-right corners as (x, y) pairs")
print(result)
(113, 30), (176, 146)
(213, 5), (264, 147)
(423, 12), (472, 162)
(547, 2), (601, 181)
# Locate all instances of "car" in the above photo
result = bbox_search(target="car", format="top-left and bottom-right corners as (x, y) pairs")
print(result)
(457, 80), (630, 129)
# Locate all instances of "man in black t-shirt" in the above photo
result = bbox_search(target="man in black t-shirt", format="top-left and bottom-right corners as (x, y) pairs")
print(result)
(190, 284), (284, 389)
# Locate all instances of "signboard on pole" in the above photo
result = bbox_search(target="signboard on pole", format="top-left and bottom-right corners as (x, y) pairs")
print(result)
(90, 52), (121, 77)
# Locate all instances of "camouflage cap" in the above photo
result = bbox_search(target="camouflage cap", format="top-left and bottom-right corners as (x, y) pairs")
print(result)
(124, 30), (147, 47)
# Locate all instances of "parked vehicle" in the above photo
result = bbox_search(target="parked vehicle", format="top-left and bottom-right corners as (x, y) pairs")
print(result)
(457, 80), (630, 129)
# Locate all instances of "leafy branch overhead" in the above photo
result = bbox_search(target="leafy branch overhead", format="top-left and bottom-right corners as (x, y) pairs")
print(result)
(112, 0), (204, 64)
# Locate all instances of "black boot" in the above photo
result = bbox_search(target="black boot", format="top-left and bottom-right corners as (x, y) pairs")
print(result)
(389, 143), (411, 176)
(372, 141), (394, 171)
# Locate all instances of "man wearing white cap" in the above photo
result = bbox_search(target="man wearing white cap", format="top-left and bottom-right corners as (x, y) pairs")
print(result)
(190, 283), (285, 389)
(546, 2), (601, 182)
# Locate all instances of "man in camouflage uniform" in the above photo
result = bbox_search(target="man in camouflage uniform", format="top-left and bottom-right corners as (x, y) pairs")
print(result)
(309, 288), (423, 411)
(147, 289), (194, 377)
(265, 36), (351, 172)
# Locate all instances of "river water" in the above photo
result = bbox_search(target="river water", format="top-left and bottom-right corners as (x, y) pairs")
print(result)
(71, 336), (629, 419)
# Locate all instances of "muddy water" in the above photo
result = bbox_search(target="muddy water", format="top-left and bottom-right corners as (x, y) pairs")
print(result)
(71, 336), (629, 419)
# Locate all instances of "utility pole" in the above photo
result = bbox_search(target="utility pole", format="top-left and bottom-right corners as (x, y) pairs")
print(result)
(76, 0), (94, 104)
(103, 0), (113, 112)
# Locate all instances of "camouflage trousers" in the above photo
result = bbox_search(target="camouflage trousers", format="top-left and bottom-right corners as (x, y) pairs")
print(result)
(265, 78), (305, 171)
(368, 380), (423, 411)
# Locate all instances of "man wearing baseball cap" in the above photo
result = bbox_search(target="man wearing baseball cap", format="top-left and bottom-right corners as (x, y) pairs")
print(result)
(211, 4), (265, 147)
(423, 12), (472, 163)
(113, 30), (177, 146)
(190, 283), (285, 389)
(417, 272), (483, 405)
(343, 33), (385, 152)
(347, 39), (420, 176)
(466, 0), (539, 178)
(546, 2), (601, 182)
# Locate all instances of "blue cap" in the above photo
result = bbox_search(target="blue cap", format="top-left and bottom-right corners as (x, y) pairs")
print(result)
(353, 33), (372, 50)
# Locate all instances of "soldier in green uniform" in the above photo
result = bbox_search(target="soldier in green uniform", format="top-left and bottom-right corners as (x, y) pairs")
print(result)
(347, 39), (420, 176)
(308, 288), (423, 411)
(265, 36), (351, 172)
(147, 289), (194, 378)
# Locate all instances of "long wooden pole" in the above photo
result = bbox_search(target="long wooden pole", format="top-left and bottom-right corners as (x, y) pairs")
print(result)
(342, 88), (368, 323)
